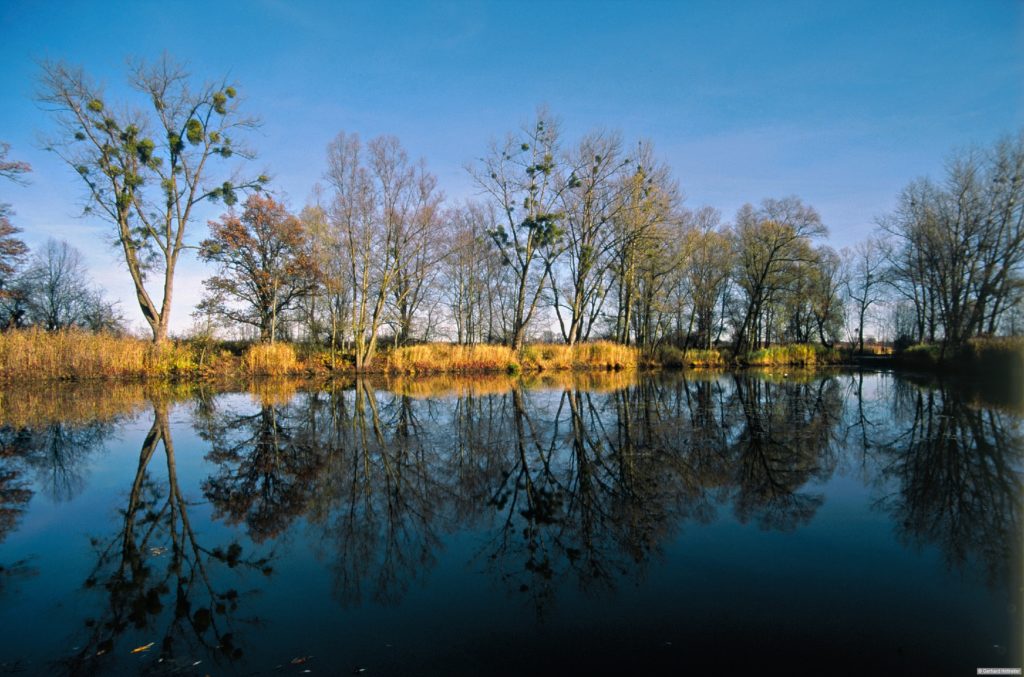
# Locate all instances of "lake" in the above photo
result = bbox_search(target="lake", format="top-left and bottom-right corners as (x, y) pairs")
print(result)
(0, 370), (1020, 675)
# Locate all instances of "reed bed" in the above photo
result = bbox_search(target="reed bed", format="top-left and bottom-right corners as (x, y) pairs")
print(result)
(655, 346), (727, 368)
(520, 341), (639, 371)
(385, 343), (519, 374)
(0, 328), (147, 380)
(744, 343), (840, 367)
(242, 342), (299, 376)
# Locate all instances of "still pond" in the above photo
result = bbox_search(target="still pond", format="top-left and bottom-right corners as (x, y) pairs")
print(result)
(0, 370), (1020, 675)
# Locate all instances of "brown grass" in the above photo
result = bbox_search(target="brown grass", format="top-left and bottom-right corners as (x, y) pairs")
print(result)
(242, 342), (299, 376)
(384, 343), (519, 374)
(0, 330), (644, 381)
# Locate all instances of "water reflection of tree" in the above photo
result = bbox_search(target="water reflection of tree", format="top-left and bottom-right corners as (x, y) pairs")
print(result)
(310, 382), (450, 607)
(0, 419), (116, 543)
(286, 375), (848, 614)
(874, 380), (1023, 584)
(726, 375), (842, 530)
(198, 391), (327, 543)
(0, 439), (32, 545)
(0, 418), (117, 602)
(472, 384), (697, 613)
(67, 401), (271, 674)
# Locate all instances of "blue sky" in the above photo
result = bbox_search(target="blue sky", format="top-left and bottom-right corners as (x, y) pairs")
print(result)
(1, 0), (1021, 334)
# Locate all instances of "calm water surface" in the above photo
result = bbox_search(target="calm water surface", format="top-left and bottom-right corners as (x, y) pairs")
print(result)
(0, 371), (1020, 675)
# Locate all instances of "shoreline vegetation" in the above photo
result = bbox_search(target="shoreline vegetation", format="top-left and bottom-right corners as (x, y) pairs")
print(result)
(0, 328), (1020, 383)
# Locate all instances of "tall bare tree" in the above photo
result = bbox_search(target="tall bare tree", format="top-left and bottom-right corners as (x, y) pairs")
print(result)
(845, 237), (885, 352)
(469, 111), (566, 350)
(880, 132), (1024, 350)
(38, 56), (266, 342)
(0, 142), (30, 299)
(730, 197), (827, 353)
(326, 133), (440, 369)
(608, 142), (680, 346)
(551, 130), (628, 345)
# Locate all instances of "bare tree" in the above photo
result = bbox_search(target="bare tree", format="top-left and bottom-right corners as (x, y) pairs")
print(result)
(468, 110), (566, 350)
(442, 201), (510, 344)
(551, 130), (628, 345)
(608, 141), (681, 346)
(730, 197), (827, 353)
(880, 132), (1024, 350)
(12, 239), (121, 331)
(680, 207), (732, 349)
(326, 133), (440, 369)
(0, 142), (30, 299)
(38, 57), (266, 342)
(845, 237), (885, 352)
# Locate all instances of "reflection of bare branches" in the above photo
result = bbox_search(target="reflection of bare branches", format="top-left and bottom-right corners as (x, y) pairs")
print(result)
(875, 384), (1023, 585)
(200, 393), (327, 543)
(727, 376), (840, 531)
(0, 450), (31, 545)
(311, 382), (448, 607)
(66, 402), (272, 675)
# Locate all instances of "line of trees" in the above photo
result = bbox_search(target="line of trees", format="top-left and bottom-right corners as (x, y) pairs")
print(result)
(10, 57), (1021, 363)
(0, 142), (123, 332)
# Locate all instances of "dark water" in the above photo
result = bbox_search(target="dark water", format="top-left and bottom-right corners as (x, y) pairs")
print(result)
(0, 371), (1020, 676)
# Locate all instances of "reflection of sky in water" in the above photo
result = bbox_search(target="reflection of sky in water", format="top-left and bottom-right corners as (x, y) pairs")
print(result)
(0, 371), (1019, 675)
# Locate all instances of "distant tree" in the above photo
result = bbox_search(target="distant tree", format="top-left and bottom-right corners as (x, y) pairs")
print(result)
(443, 201), (514, 344)
(326, 132), (440, 368)
(680, 207), (733, 349)
(844, 237), (885, 352)
(608, 142), (680, 346)
(198, 194), (318, 342)
(0, 142), (30, 300)
(880, 131), (1024, 349)
(15, 239), (123, 332)
(807, 246), (846, 347)
(552, 130), (628, 345)
(38, 57), (266, 343)
(731, 197), (827, 352)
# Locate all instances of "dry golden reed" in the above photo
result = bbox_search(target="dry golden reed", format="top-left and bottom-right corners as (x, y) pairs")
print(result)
(241, 342), (299, 376)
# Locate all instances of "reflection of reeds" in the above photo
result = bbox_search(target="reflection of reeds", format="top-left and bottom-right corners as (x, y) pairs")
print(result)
(0, 382), (193, 427)
(386, 341), (640, 374)
(246, 378), (302, 407)
(377, 370), (639, 398)
(744, 344), (841, 367)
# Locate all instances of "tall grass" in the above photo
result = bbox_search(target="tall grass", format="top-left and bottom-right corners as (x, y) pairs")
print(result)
(385, 343), (519, 374)
(520, 341), (638, 371)
(655, 346), (726, 368)
(0, 327), (159, 381)
(0, 330), (641, 381)
(242, 342), (299, 376)
(744, 343), (840, 367)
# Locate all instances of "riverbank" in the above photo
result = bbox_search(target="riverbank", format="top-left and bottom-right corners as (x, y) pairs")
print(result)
(1, 328), (1020, 382)
(0, 329), (643, 381)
